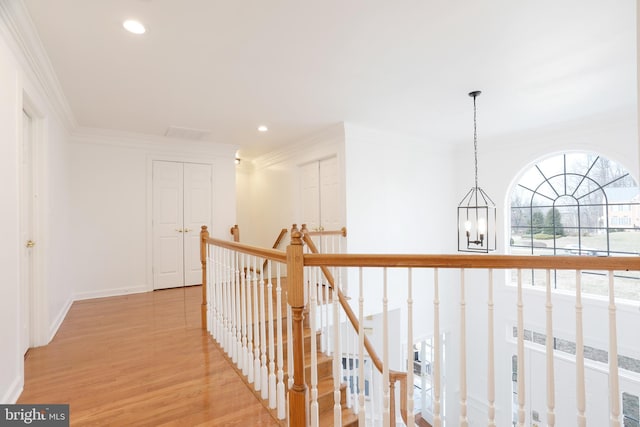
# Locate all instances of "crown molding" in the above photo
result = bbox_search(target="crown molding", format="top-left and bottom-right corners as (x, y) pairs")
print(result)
(70, 127), (238, 157)
(0, 0), (77, 131)
(251, 122), (346, 170)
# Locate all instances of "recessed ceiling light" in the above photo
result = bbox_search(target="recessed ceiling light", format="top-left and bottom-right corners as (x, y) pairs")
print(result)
(258, 125), (268, 132)
(123, 19), (146, 35)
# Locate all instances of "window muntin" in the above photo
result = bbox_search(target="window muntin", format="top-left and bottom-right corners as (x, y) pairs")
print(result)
(509, 152), (640, 299)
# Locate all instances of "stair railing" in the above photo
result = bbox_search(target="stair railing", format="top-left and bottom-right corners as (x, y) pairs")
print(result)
(300, 225), (411, 426)
(203, 225), (639, 426)
(202, 225), (292, 421)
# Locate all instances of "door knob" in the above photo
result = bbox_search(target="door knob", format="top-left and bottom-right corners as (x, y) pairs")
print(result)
(176, 229), (183, 233)
(26, 240), (35, 248)
(184, 228), (192, 233)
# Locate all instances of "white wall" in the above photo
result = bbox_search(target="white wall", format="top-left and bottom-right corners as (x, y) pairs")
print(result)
(0, 30), (23, 404)
(0, 24), (73, 403)
(69, 132), (237, 299)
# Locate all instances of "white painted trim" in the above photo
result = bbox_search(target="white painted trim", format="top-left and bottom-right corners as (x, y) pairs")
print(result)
(1, 375), (23, 404)
(71, 127), (238, 156)
(20, 89), (49, 348)
(0, 0), (76, 132)
(251, 123), (345, 170)
(73, 284), (151, 302)
(48, 297), (72, 342)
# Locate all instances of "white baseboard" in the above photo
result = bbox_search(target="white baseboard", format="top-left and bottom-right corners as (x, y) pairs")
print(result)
(48, 297), (73, 343)
(1, 375), (23, 404)
(73, 284), (151, 302)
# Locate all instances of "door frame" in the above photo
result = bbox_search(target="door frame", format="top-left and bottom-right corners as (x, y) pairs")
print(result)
(20, 92), (47, 348)
(146, 155), (215, 291)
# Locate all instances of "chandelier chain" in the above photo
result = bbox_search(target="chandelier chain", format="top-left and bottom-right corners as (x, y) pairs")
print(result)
(473, 93), (479, 190)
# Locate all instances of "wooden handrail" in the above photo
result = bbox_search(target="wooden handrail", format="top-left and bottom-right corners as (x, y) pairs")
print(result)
(263, 228), (288, 272)
(304, 226), (347, 237)
(203, 236), (287, 264)
(301, 227), (409, 425)
(223, 225), (288, 274)
(303, 252), (640, 270)
(301, 229), (384, 372)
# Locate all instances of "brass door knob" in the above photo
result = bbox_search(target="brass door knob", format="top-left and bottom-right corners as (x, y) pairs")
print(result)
(176, 229), (183, 233)
(26, 240), (35, 248)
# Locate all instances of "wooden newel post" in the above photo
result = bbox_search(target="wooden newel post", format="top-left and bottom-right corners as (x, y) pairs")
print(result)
(200, 225), (210, 330)
(287, 224), (307, 426)
(230, 224), (240, 242)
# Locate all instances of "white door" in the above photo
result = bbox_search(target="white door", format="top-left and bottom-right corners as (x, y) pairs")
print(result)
(153, 161), (211, 289)
(300, 161), (320, 232)
(300, 156), (341, 232)
(183, 163), (212, 285)
(19, 110), (35, 354)
(319, 156), (341, 231)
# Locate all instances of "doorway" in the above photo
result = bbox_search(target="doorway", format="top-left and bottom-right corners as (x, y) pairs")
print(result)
(152, 160), (212, 289)
(19, 109), (36, 354)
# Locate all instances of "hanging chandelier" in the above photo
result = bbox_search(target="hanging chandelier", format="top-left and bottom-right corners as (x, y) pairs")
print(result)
(457, 90), (496, 253)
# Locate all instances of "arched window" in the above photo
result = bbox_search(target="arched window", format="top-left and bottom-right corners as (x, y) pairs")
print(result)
(509, 152), (640, 299)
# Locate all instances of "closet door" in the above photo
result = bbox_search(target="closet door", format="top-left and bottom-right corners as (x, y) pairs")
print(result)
(300, 161), (321, 232)
(153, 161), (211, 289)
(153, 161), (184, 289)
(299, 156), (340, 232)
(183, 163), (212, 285)
(319, 156), (340, 231)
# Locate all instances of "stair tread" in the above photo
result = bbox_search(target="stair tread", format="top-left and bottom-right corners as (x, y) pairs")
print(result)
(318, 404), (359, 427)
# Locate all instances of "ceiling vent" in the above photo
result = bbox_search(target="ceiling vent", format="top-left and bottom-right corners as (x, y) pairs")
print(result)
(165, 126), (211, 140)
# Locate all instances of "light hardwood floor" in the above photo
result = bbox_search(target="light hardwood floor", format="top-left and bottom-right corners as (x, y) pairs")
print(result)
(18, 286), (278, 426)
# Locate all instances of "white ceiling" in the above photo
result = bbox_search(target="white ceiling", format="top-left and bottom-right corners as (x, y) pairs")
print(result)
(22, 0), (637, 159)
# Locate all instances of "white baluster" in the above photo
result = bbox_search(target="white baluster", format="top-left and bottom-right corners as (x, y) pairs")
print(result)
(608, 270), (621, 427)
(276, 263), (286, 420)
(239, 254), (246, 375)
(433, 268), (441, 427)
(246, 256), (254, 384)
(216, 246), (222, 342)
(576, 270), (586, 427)
(517, 269), (525, 427)
(224, 249), (231, 354)
(233, 252), (239, 365)
(333, 267), (343, 427)
(253, 257), (261, 391)
(227, 249), (234, 356)
(545, 269), (556, 427)
(358, 267), (366, 426)
(324, 273), (330, 354)
(267, 261), (277, 409)
(209, 246), (216, 339)
(488, 269), (496, 427)
(310, 267), (320, 427)
(287, 302), (294, 412)
(260, 264), (268, 399)
(420, 341), (427, 421)
(214, 246), (220, 341)
(406, 268), (415, 427)
(229, 251), (238, 366)
(460, 269), (468, 427)
(383, 268), (390, 427)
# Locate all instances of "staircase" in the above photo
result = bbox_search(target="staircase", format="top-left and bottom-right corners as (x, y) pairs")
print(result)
(211, 275), (357, 426)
